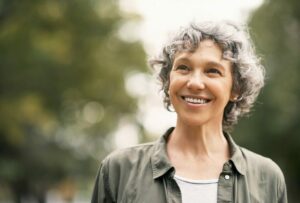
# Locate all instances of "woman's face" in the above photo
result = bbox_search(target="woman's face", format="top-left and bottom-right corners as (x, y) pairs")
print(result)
(169, 39), (235, 127)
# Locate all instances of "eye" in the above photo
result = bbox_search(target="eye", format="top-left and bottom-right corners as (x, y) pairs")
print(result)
(176, 64), (190, 72)
(207, 68), (222, 75)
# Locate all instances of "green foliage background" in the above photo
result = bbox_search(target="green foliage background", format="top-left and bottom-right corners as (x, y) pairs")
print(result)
(0, 0), (300, 202)
(0, 0), (146, 202)
(235, 0), (300, 202)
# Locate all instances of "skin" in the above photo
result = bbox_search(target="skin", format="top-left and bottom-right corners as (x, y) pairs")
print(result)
(167, 39), (237, 180)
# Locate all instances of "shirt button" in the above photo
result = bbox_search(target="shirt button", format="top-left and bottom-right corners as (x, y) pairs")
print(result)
(224, 175), (230, 180)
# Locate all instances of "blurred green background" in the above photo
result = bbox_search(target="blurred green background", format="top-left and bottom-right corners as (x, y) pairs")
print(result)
(0, 0), (299, 202)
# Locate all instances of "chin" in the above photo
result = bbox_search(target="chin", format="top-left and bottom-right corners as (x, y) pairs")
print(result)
(178, 116), (210, 127)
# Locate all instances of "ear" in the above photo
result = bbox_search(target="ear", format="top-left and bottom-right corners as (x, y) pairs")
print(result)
(229, 91), (239, 102)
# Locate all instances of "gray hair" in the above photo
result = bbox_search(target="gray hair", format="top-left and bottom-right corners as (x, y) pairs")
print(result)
(149, 21), (265, 131)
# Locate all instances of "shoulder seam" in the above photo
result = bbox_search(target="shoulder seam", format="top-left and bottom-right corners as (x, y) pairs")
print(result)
(101, 159), (115, 201)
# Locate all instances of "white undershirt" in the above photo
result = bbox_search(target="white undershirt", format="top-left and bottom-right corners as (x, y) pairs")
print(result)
(174, 175), (218, 203)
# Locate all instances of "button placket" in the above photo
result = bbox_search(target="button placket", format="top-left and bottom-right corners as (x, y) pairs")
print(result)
(164, 171), (182, 203)
(217, 162), (234, 202)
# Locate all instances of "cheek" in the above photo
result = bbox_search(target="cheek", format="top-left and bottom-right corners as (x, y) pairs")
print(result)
(220, 81), (234, 99)
(209, 80), (233, 98)
(169, 74), (179, 89)
(169, 76), (186, 93)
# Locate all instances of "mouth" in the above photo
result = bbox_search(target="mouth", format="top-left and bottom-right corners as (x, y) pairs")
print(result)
(181, 96), (211, 104)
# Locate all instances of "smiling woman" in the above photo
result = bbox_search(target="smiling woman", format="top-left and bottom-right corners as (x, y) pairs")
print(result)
(150, 22), (265, 131)
(91, 21), (287, 203)
(168, 40), (234, 129)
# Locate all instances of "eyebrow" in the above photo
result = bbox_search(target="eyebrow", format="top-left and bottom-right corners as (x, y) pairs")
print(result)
(173, 57), (191, 65)
(174, 57), (225, 70)
(205, 61), (225, 70)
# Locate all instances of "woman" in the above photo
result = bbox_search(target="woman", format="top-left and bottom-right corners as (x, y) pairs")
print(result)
(91, 21), (287, 203)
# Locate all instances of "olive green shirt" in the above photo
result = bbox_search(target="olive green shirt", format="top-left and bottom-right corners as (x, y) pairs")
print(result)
(92, 127), (287, 203)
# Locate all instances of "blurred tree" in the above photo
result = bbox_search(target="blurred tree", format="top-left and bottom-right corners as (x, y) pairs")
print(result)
(235, 0), (300, 201)
(0, 0), (146, 202)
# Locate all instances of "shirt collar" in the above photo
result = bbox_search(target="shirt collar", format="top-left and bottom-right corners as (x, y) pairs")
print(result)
(151, 127), (175, 179)
(224, 132), (247, 175)
(150, 127), (247, 179)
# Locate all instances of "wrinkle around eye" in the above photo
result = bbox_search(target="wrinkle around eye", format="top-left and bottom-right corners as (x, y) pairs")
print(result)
(176, 64), (189, 70)
(173, 64), (191, 74)
(206, 68), (223, 76)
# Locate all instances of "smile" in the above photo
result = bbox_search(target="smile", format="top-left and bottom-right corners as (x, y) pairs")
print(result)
(182, 96), (210, 104)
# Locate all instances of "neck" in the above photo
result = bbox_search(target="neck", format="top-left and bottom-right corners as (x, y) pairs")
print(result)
(168, 121), (229, 158)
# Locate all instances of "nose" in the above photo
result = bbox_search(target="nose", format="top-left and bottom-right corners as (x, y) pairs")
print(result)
(186, 71), (205, 90)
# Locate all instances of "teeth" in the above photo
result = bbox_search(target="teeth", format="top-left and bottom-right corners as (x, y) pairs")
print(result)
(184, 97), (208, 104)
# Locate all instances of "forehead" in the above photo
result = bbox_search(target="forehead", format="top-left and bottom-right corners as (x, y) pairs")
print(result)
(173, 39), (229, 65)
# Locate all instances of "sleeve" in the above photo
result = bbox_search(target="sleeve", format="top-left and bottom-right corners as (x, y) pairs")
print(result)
(277, 172), (288, 203)
(265, 158), (288, 203)
(91, 160), (115, 203)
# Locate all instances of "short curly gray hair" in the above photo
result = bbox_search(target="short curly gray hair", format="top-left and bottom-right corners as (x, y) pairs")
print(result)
(149, 21), (265, 131)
